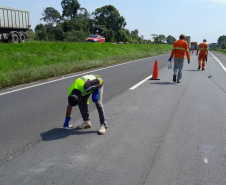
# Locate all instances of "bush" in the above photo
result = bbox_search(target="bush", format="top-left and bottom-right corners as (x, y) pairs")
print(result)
(104, 30), (115, 42)
(64, 30), (90, 42)
(26, 31), (36, 41)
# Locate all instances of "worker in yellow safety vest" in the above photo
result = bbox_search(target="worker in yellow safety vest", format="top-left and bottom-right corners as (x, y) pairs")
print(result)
(196, 39), (209, 70)
(63, 74), (107, 135)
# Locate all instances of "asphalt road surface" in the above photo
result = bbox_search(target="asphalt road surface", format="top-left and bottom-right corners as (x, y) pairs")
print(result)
(0, 51), (226, 185)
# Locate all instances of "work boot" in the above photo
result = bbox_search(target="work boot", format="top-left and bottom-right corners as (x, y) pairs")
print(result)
(97, 124), (107, 135)
(173, 75), (176, 82)
(198, 67), (201, 70)
(75, 120), (91, 130)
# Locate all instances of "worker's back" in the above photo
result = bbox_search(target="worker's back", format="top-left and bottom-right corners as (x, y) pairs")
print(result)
(172, 39), (189, 58)
(198, 42), (209, 55)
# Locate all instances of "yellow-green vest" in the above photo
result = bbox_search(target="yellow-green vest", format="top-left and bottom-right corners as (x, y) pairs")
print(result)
(68, 74), (103, 96)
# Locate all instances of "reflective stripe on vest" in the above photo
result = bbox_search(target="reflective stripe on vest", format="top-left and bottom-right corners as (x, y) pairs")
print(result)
(95, 74), (103, 85)
(173, 47), (189, 52)
(173, 47), (189, 51)
(80, 76), (86, 82)
(199, 48), (208, 50)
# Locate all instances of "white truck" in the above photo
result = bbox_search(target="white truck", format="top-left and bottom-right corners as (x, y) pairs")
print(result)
(0, 6), (31, 43)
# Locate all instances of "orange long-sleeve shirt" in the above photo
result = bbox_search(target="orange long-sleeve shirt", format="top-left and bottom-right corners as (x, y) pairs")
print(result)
(197, 42), (209, 56)
(170, 39), (190, 61)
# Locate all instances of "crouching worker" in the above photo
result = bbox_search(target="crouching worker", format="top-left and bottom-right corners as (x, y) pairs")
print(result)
(63, 74), (107, 135)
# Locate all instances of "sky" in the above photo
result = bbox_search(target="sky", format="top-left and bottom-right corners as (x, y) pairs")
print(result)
(1, 0), (226, 44)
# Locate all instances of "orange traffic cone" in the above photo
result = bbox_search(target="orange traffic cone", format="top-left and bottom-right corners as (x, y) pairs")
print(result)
(151, 60), (160, 80)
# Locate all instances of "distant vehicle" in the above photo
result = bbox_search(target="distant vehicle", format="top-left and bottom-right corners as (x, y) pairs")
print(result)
(86, 28), (105, 42)
(191, 42), (198, 50)
(86, 34), (105, 42)
(0, 6), (31, 43)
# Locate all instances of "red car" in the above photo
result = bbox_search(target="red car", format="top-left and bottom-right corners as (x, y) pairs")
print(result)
(86, 34), (105, 42)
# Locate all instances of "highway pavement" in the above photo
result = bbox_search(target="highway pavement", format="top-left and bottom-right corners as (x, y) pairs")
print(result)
(0, 51), (226, 185)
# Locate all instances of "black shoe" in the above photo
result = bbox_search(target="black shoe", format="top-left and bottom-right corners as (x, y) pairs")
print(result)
(202, 68), (205, 70)
(198, 67), (201, 70)
(177, 80), (180, 83)
(173, 75), (176, 82)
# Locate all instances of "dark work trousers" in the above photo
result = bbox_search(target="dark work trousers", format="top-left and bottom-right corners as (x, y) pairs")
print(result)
(78, 85), (107, 127)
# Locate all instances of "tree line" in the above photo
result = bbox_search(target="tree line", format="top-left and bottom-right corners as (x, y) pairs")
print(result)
(217, 35), (226, 46)
(27, 0), (176, 44)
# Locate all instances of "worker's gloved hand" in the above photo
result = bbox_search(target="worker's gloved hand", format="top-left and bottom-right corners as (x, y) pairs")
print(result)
(92, 89), (99, 102)
(63, 117), (71, 128)
(168, 58), (172, 62)
(188, 61), (190, 64)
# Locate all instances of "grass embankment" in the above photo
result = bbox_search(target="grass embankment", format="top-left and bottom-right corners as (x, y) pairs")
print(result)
(213, 46), (226, 55)
(0, 42), (172, 89)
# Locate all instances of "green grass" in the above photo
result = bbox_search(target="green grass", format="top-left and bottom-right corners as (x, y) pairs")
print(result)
(0, 42), (172, 89)
(213, 46), (226, 55)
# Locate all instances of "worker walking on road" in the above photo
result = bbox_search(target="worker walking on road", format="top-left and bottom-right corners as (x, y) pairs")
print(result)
(168, 34), (190, 83)
(196, 39), (209, 70)
(62, 74), (107, 135)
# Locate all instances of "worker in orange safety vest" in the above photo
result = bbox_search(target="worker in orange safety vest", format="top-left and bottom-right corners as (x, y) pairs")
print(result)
(168, 34), (191, 83)
(196, 39), (209, 70)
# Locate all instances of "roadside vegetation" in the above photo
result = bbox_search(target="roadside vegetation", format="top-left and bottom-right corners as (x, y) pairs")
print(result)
(27, 0), (176, 44)
(213, 46), (226, 55)
(211, 35), (226, 54)
(0, 42), (172, 89)
(0, 0), (177, 90)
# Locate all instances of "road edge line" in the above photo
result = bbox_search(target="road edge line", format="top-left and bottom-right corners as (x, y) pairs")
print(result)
(209, 52), (226, 72)
(129, 75), (153, 90)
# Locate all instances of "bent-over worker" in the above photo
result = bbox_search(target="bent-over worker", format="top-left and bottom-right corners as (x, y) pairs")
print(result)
(63, 74), (107, 135)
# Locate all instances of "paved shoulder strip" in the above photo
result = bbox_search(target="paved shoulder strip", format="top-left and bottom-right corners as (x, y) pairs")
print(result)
(209, 52), (226, 72)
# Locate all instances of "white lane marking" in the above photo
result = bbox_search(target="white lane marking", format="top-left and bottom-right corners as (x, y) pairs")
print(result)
(129, 75), (153, 90)
(0, 56), (159, 96)
(209, 52), (226, 72)
(204, 158), (208, 163)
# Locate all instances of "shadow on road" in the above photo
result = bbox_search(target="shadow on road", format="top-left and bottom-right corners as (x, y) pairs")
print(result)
(150, 82), (175, 85)
(40, 128), (97, 141)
